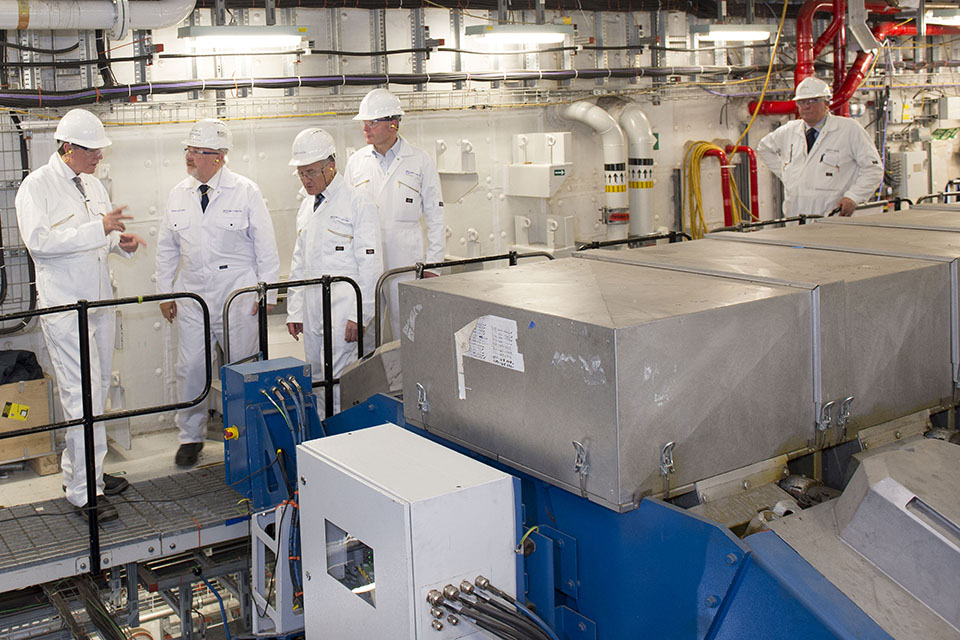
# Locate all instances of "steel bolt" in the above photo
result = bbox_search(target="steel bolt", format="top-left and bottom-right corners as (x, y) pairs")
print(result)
(895, 431), (902, 439)
(447, 614), (459, 625)
(431, 607), (443, 618)
(741, 480), (750, 490)
(578, 622), (587, 632)
(726, 553), (739, 566)
(305, 571), (311, 581)
(300, 476), (307, 485)
(567, 579), (576, 590)
(431, 620), (443, 631)
(169, 543), (176, 550)
(705, 595), (719, 608)
(148, 547), (155, 553)
(79, 562), (87, 570)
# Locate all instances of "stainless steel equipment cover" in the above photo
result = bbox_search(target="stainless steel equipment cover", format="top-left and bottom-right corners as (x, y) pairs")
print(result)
(400, 258), (814, 512)
(576, 241), (953, 437)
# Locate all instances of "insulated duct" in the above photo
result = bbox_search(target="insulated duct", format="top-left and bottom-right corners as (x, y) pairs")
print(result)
(560, 101), (629, 239)
(602, 98), (657, 236)
(0, 0), (195, 39)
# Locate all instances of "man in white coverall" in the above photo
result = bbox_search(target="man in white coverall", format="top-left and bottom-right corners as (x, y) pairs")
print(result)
(757, 76), (883, 217)
(155, 119), (280, 467)
(286, 128), (382, 414)
(16, 108), (146, 522)
(344, 89), (444, 342)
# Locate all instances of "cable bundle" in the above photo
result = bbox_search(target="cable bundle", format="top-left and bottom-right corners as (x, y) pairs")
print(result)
(682, 141), (754, 239)
(427, 576), (560, 640)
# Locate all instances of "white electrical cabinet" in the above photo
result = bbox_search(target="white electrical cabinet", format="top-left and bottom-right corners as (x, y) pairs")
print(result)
(297, 423), (518, 639)
(889, 150), (929, 201)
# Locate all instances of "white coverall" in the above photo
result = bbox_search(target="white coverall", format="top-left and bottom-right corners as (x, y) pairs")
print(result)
(15, 153), (132, 508)
(286, 174), (382, 414)
(344, 137), (444, 341)
(155, 167), (280, 444)
(756, 113), (883, 217)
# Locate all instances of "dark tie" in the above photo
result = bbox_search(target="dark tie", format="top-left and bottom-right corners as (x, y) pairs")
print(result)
(199, 184), (210, 212)
(72, 176), (86, 198)
(805, 127), (818, 152)
(314, 194), (324, 210)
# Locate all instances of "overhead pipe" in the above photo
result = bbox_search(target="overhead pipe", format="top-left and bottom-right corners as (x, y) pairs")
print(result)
(724, 145), (760, 222)
(559, 101), (630, 240)
(601, 98), (658, 236)
(750, 0), (898, 116)
(0, 0), (195, 39)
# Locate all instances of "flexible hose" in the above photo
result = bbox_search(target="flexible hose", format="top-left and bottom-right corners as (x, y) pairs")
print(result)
(200, 577), (232, 640)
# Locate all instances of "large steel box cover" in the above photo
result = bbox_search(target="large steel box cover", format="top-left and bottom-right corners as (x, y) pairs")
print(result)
(400, 258), (814, 512)
(575, 241), (953, 435)
(710, 224), (960, 390)
(819, 207), (960, 231)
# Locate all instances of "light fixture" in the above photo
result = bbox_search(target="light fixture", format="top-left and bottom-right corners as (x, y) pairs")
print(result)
(925, 9), (960, 26)
(691, 24), (772, 42)
(464, 24), (574, 45)
(177, 25), (309, 51)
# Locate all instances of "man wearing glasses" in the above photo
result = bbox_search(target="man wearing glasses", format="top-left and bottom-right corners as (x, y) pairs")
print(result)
(15, 108), (146, 522)
(757, 76), (882, 217)
(155, 119), (279, 467)
(345, 89), (445, 343)
(286, 128), (382, 414)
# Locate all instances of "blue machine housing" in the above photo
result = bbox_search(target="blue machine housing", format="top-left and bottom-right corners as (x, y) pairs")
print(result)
(325, 393), (894, 640)
(222, 357), (323, 511)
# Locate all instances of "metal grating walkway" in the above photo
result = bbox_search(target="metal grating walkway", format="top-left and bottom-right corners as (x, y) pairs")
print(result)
(0, 465), (249, 592)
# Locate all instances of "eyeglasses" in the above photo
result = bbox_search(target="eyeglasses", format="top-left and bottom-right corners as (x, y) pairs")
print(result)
(796, 98), (824, 107)
(184, 147), (221, 156)
(297, 163), (332, 180)
(70, 143), (101, 152)
(363, 117), (397, 127)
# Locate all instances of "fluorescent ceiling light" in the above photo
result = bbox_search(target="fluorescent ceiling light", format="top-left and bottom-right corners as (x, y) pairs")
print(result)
(177, 25), (308, 50)
(465, 24), (574, 45)
(691, 24), (772, 42)
(925, 9), (960, 25)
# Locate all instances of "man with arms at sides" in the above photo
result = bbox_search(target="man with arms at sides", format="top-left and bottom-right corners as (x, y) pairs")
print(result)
(286, 127), (382, 415)
(155, 119), (280, 467)
(345, 89), (444, 343)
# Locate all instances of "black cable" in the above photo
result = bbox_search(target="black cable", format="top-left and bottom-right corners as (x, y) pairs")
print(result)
(459, 606), (533, 640)
(94, 29), (116, 87)
(0, 40), (80, 55)
(0, 54), (152, 69)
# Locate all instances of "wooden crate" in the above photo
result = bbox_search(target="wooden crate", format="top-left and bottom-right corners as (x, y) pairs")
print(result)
(0, 375), (55, 465)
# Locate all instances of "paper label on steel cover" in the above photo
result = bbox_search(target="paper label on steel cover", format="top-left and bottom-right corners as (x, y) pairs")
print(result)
(454, 315), (525, 399)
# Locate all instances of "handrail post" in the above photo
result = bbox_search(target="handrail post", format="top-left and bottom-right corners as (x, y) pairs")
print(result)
(321, 276), (335, 419)
(257, 282), (269, 361)
(77, 299), (101, 573)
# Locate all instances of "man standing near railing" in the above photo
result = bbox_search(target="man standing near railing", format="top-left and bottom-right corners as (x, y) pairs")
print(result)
(757, 77), (883, 217)
(155, 119), (279, 468)
(15, 108), (146, 523)
(286, 128), (382, 414)
(345, 89), (444, 343)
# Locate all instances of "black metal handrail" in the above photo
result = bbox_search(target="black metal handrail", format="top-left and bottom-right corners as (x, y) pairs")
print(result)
(575, 230), (690, 250)
(0, 291), (212, 575)
(373, 250), (555, 347)
(222, 276), (363, 418)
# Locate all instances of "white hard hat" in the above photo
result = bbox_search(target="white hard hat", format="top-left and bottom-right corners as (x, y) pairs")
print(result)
(289, 128), (337, 167)
(54, 109), (111, 149)
(353, 89), (404, 121)
(182, 118), (232, 151)
(794, 77), (832, 101)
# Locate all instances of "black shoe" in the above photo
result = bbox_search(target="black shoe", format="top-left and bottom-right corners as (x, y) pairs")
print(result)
(175, 442), (203, 467)
(103, 473), (129, 495)
(76, 496), (119, 523)
(62, 473), (130, 495)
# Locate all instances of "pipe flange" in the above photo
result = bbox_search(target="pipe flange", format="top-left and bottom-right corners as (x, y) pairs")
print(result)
(112, 0), (129, 41)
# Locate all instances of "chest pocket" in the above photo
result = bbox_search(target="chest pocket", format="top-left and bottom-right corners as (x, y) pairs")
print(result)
(815, 148), (843, 191)
(166, 210), (191, 231)
(323, 218), (355, 270)
(215, 209), (249, 231)
(396, 177), (423, 223)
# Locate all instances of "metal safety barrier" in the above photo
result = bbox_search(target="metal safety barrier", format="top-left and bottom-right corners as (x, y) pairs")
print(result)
(374, 251), (555, 347)
(0, 291), (212, 575)
(222, 276), (363, 418)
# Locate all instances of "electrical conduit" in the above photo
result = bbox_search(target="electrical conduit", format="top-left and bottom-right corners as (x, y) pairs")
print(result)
(618, 102), (657, 236)
(0, 0), (195, 37)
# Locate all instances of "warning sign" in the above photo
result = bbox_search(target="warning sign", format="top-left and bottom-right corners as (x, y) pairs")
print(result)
(2, 402), (29, 421)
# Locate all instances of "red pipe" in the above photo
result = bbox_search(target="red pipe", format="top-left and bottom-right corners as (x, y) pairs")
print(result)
(833, 0), (849, 116)
(749, 0), (899, 116)
(703, 148), (735, 227)
(725, 145), (760, 221)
